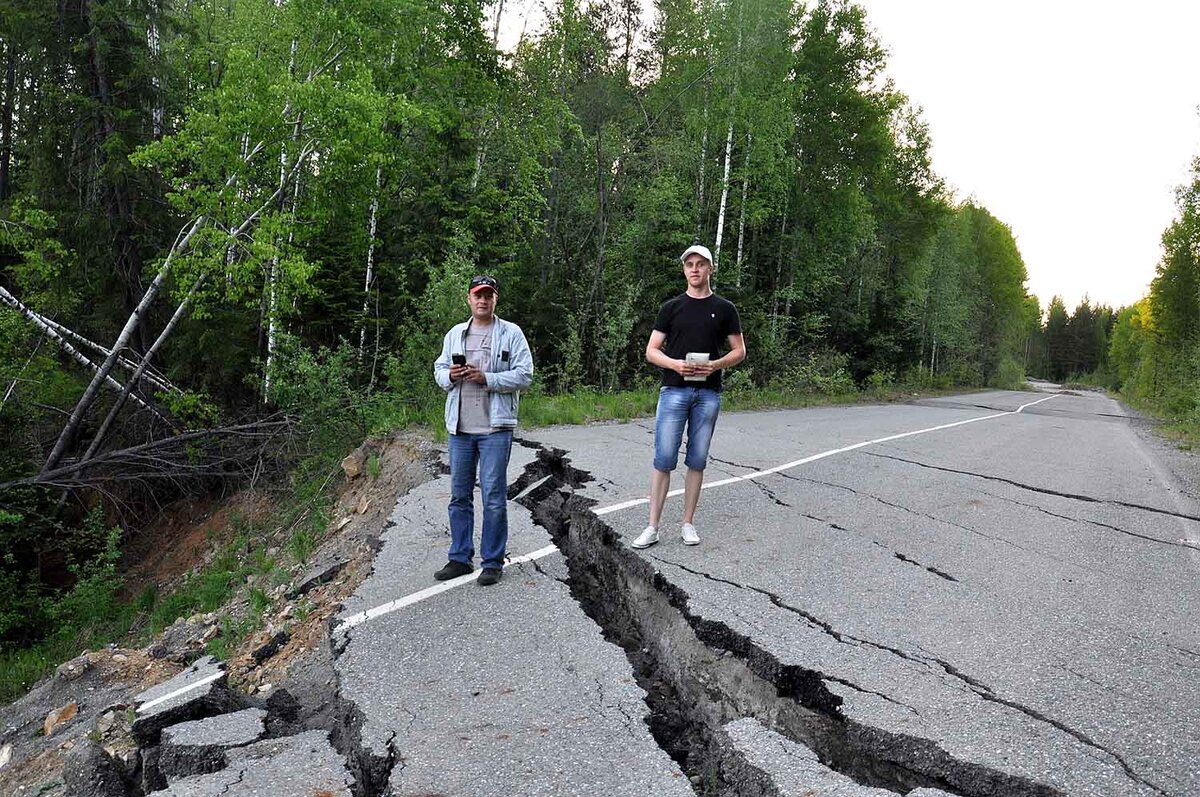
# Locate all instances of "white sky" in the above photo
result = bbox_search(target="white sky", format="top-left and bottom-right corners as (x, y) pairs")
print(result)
(857, 0), (1200, 311)
(498, 1), (1200, 311)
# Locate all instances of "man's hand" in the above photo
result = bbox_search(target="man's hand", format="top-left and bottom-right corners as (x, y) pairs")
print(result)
(677, 359), (714, 377)
(462, 365), (488, 385)
(449, 364), (470, 383)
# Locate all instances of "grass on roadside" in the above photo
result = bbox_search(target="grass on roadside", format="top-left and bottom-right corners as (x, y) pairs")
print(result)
(1118, 392), (1200, 451)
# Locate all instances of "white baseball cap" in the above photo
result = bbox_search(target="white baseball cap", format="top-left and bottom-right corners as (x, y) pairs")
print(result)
(679, 244), (714, 264)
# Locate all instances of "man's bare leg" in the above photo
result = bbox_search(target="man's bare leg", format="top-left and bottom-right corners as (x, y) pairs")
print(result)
(682, 467), (704, 525)
(648, 468), (672, 528)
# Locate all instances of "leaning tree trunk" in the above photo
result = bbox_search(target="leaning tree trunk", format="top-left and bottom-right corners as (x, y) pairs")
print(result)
(40, 215), (205, 473)
(2, 337), (40, 411)
(0, 285), (157, 414)
(41, 138), (281, 473)
(74, 275), (206, 473)
(22, 303), (176, 395)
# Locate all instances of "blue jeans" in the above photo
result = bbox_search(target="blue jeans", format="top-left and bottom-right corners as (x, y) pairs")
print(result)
(653, 387), (721, 472)
(448, 430), (513, 570)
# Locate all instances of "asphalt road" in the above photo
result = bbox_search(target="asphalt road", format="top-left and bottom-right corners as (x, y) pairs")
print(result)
(333, 388), (1200, 796)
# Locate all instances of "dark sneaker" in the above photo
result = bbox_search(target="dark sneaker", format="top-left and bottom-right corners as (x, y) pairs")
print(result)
(477, 568), (502, 586)
(434, 560), (473, 581)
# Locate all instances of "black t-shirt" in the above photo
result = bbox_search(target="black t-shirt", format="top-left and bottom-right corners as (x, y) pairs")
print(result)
(653, 293), (742, 391)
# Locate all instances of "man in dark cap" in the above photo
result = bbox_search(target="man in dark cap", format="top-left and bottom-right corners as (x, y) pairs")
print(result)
(432, 275), (534, 586)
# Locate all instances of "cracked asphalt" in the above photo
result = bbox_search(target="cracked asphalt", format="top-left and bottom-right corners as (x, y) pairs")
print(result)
(333, 389), (1199, 796)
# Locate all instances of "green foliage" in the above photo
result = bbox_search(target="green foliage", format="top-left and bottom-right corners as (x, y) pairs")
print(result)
(0, 513), (139, 703)
(519, 387), (659, 427)
(46, 516), (123, 631)
(988, 358), (1026, 391)
(267, 334), (369, 468)
(1102, 158), (1200, 440)
(866, 368), (895, 397)
(287, 527), (318, 565)
(764, 351), (856, 395)
(1041, 295), (1114, 381)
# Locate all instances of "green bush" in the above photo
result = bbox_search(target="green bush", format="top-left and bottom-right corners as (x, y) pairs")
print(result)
(866, 368), (895, 397)
(766, 350), (855, 395)
(988, 358), (1025, 390)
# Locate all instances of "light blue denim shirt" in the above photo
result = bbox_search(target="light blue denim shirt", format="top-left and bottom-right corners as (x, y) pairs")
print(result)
(434, 315), (534, 435)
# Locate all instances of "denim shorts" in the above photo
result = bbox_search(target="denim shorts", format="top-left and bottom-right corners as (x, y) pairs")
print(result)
(653, 386), (721, 472)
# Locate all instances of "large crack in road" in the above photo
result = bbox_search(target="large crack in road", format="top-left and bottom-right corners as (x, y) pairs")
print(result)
(509, 443), (1068, 797)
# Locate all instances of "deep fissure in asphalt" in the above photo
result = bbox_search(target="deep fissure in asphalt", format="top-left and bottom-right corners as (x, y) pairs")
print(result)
(511, 443), (1065, 797)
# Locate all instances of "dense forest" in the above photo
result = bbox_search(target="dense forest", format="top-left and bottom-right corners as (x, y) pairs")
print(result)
(0, 0), (1043, 681)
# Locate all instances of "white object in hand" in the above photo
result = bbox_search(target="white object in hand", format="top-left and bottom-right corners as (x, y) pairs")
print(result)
(684, 352), (710, 382)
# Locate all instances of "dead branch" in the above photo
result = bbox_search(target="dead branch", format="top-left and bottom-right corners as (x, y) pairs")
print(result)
(3, 417), (295, 493)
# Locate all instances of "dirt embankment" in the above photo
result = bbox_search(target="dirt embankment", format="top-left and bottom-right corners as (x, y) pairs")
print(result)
(0, 430), (439, 796)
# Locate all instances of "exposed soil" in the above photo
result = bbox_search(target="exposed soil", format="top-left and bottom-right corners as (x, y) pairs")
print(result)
(121, 492), (277, 602)
(0, 429), (439, 796)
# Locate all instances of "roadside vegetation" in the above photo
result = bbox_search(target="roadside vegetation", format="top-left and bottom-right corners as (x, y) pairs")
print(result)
(1023, 157), (1200, 449)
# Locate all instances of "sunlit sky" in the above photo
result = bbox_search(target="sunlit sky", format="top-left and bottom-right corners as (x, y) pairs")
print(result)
(498, 1), (1200, 311)
(858, 1), (1200, 312)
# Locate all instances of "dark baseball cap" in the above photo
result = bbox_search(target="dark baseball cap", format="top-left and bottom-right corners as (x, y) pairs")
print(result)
(469, 275), (499, 295)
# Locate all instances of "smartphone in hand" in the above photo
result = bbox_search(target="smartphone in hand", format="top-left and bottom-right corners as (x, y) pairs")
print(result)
(452, 354), (466, 366)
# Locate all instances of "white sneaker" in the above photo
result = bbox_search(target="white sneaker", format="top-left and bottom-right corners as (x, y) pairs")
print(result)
(631, 526), (660, 549)
(681, 523), (700, 545)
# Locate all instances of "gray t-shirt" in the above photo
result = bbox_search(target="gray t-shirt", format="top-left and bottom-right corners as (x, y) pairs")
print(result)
(457, 321), (495, 434)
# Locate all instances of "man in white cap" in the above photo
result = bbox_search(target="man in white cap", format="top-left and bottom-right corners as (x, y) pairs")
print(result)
(632, 244), (745, 549)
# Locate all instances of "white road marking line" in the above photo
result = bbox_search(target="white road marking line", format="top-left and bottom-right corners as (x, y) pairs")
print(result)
(136, 671), (225, 714)
(334, 393), (1062, 634)
(335, 545), (560, 634)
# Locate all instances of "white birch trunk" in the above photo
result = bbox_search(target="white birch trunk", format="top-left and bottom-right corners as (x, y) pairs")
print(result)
(713, 119), (734, 270)
(147, 1), (163, 139)
(226, 131), (252, 287)
(41, 138), (282, 473)
(37, 314), (175, 395)
(734, 131), (751, 286)
(358, 165), (383, 356)
(263, 37), (300, 402)
(42, 212), (207, 472)
(696, 114), (709, 234)
(2, 339), (41, 411)
(492, 0), (505, 47)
